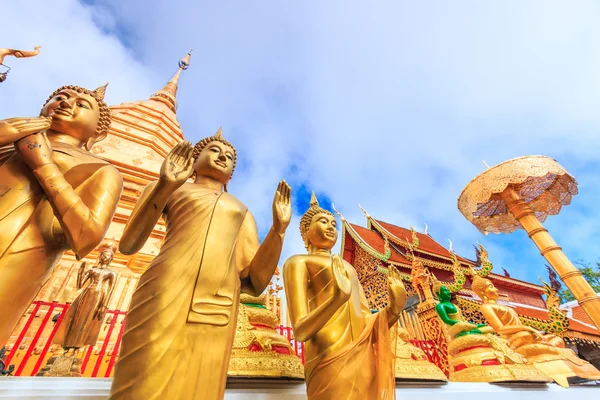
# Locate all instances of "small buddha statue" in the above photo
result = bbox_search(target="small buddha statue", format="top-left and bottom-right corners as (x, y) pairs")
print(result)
(473, 274), (600, 386)
(436, 285), (494, 339)
(228, 291), (304, 378)
(53, 239), (118, 352)
(283, 194), (404, 399)
(393, 325), (447, 381)
(434, 283), (551, 383)
(0, 84), (123, 348)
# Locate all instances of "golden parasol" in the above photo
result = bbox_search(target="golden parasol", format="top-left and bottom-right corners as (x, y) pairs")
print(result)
(458, 155), (600, 330)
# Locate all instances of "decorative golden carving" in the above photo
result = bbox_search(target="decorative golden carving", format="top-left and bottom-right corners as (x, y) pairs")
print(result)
(228, 292), (303, 379)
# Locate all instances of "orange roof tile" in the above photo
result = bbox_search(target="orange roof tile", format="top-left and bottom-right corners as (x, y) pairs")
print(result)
(374, 220), (474, 264)
(349, 223), (410, 264)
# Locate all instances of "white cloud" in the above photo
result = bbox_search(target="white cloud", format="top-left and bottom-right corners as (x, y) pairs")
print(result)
(4, 0), (600, 289)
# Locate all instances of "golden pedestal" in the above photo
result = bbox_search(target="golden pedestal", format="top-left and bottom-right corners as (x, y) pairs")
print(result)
(36, 353), (82, 377)
(228, 293), (303, 379)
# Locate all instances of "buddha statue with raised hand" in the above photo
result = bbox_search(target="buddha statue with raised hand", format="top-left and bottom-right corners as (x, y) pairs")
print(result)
(283, 194), (403, 400)
(0, 84), (123, 347)
(109, 128), (292, 400)
(473, 274), (600, 386)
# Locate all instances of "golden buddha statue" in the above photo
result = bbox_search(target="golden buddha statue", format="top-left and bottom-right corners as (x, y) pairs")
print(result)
(109, 129), (292, 400)
(54, 239), (118, 351)
(473, 274), (600, 387)
(228, 291), (303, 378)
(393, 325), (447, 382)
(0, 84), (123, 348)
(434, 283), (551, 383)
(283, 195), (403, 400)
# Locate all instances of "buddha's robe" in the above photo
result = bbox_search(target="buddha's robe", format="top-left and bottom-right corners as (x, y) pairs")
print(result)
(109, 184), (261, 400)
(0, 142), (122, 346)
(302, 259), (395, 400)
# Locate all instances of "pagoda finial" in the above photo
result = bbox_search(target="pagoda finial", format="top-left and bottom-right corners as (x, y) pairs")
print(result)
(424, 222), (429, 235)
(150, 49), (192, 113)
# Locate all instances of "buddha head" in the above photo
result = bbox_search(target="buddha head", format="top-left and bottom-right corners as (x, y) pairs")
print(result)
(40, 83), (111, 151)
(191, 127), (236, 190)
(471, 274), (499, 302)
(97, 239), (117, 267)
(433, 283), (452, 302)
(300, 192), (337, 252)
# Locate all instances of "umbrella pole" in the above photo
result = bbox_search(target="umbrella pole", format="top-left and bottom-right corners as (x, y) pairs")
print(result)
(500, 187), (600, 330)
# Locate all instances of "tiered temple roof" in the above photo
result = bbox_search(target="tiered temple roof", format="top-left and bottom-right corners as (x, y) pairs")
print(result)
(339, 207), (600, 348)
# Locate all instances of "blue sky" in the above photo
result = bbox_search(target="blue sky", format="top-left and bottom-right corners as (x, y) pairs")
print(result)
(3, 0), (600, 287)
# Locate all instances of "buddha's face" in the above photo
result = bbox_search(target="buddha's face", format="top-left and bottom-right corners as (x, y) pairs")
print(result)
(438, 286), (452, 302)
(99, 250), (114, 265)
(193, 140), (235, 184)
(306, 213), (337, 250)
(483, 280), (499, 300)
(41, 89), (100, 142)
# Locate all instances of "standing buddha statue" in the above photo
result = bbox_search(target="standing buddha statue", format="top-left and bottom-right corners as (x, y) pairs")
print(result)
(472, 274), (600, 387)
(54, 239), (118, 351)
(109, 129), (292, 400)
(0, 84), (123, 348)
(283, 194), (404, 400)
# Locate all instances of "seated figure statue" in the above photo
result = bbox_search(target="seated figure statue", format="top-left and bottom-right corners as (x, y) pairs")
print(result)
(472, 274), (600, 387)
(435, 284), (550, 383)
(283, 194), (404, 400)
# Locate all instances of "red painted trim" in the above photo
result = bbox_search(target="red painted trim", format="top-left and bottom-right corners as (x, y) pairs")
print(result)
(104, 316), (126, 377)
(31, 304), (69, 375)
(5, 302), (42, 366)
(80, 344), (94, 374)
(16, 302), (56, 376)
(91, 311), (118, 377)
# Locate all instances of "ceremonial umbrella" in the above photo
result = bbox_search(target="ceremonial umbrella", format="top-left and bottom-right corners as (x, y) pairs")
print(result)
(458, 155), (600, 330)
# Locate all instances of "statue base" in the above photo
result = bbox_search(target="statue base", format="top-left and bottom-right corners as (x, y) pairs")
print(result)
(396, 359), (448, 382)
(228, 349), (304, 379)
(36, 354), (82, 377)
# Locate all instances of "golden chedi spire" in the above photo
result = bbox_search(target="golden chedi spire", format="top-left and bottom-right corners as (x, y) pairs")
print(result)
(150, 49), (192, 112)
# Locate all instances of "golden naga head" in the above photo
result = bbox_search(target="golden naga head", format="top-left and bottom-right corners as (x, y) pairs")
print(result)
(300, 192), (337, 251)
(40, 83), (111, 150)
(191, 127), (237, 185)
(471, 274), (498, 302)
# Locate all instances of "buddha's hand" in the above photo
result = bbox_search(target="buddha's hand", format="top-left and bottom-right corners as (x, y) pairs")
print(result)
(388, 266), (407, 316)
(332, 255), (352, 303)
(160, 141), (194, 187)
(15, 131), (53, 170)
(272, 180), (292, 235)
(0, 116), (51, 139)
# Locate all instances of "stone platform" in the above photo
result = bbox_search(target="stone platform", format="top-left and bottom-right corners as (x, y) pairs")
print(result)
(0, 377), (598, 399)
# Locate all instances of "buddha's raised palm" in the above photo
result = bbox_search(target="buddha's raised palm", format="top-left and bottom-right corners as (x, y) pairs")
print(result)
(160, 141), (194, 186)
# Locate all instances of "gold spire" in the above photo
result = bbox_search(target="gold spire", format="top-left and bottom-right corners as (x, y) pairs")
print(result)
(150, 49), (192, 112)
(310, 191), (319, 207)
(214, 126), (223, 140)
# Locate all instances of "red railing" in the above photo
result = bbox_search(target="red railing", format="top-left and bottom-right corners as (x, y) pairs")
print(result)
(277, 325), (305, 364)
(410, 339), (443, 370)
(4, 301), (305, 376)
